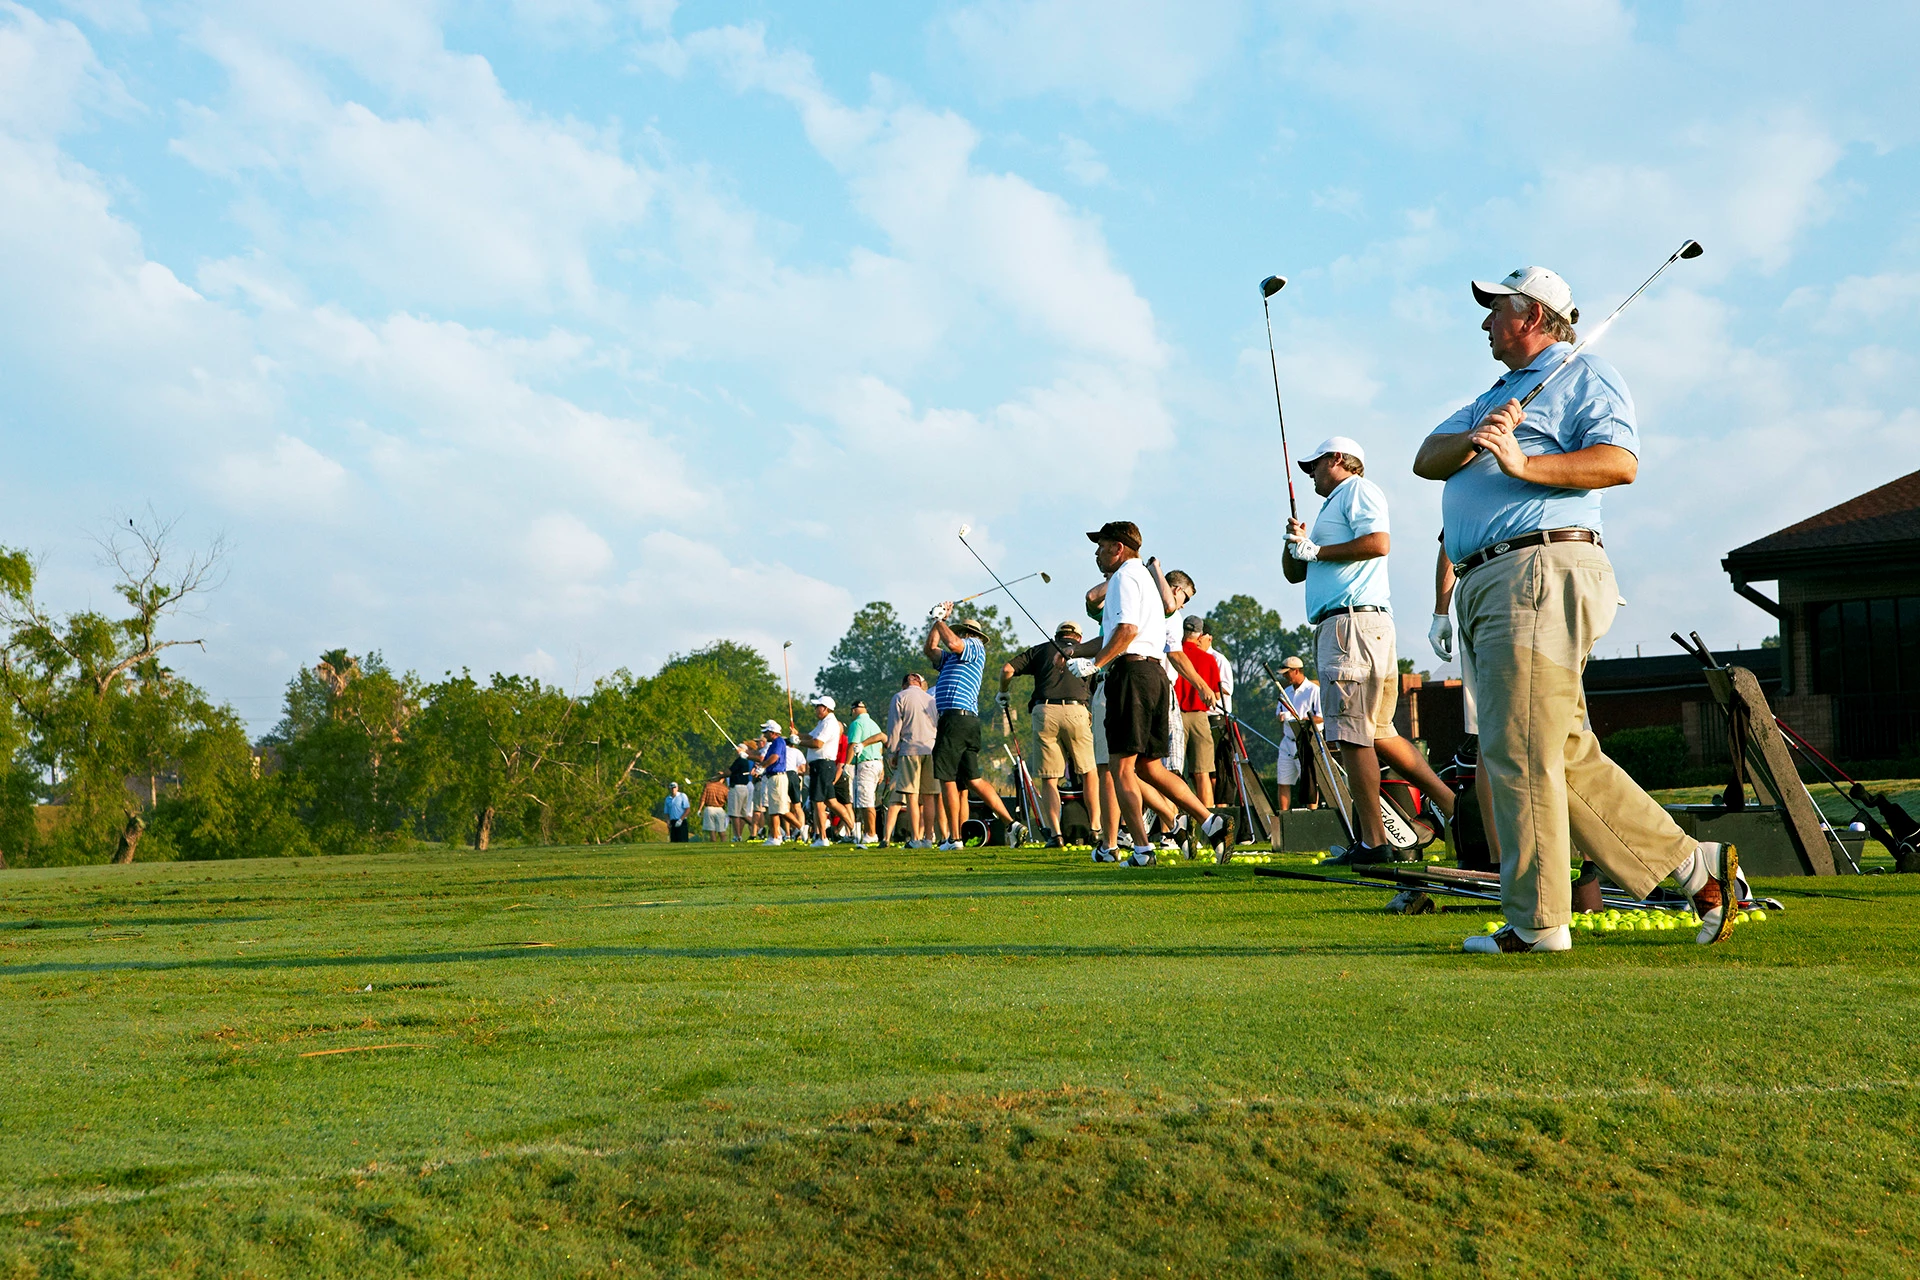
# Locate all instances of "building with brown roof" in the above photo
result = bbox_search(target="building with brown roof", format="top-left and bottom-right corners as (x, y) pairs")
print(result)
(1722, 468), (1920, 760)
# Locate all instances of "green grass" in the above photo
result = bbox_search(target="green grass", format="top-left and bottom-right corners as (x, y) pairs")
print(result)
(4, 833), (1920, 1278)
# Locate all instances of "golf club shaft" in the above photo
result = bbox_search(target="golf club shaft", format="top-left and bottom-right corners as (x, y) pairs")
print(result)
(955, 571), (1044, 605)
(956, 534), (1074, 661)
(1262, 297), (1298, 521)
(701, 708), (736, 746)
(1517, 243), (1696, 411)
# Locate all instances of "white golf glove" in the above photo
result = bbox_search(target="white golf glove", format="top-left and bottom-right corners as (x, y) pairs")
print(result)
(1286, 533), (1321, 562)
(994, 691), (1010, 710)
(1429, 613), (1454, 662)
(1066, 658), (1099, 678)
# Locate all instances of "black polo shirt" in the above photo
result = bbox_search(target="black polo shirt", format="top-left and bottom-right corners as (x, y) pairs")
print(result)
(1008, 640), (1092, 709)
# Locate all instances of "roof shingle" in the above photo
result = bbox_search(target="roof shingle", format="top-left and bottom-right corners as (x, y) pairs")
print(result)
(1726, 469), (1920, 558)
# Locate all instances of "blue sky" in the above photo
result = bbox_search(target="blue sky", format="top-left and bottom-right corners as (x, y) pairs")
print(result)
(3, 0), (1917, 732)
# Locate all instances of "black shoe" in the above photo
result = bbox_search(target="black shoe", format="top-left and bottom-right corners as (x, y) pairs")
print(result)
(1044, 834), (1065, 849)
(1321, 843), (1387, 867)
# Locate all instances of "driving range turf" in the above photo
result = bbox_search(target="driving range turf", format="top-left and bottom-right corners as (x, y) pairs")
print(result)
(3, 833), (1919, 1279)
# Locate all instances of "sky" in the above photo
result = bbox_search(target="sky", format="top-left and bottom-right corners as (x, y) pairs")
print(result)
(3, 0), (1918, 734)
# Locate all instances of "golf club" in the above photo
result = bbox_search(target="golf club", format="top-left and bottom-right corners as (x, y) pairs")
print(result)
(701, 708), (737, 747)
(954, 571), (1050, 606)
(781, 641), (795, 733)
(1259, 275), (1297, 520)
(1516, 239), (1703, 411)
(955, 528), (1075, 661)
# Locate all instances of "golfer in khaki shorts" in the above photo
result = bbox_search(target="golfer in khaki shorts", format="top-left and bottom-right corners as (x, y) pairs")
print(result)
(998, 621), (1100, 848)
(1284, 436), (1454, 865)
(1414, 264), (1742, 954)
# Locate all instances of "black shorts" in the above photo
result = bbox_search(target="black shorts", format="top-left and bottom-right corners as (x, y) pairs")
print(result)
(808, 765), (838, 809)
(1104, 657), (1171, 760)
(787, 772), (804, 806)
(931, 710), (981, 785)
(835, 770), (853, 804)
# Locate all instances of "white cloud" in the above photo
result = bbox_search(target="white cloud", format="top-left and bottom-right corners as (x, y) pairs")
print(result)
(0, 3), (135, 138)
(58, 0), (147, 35)
(172, 8), (656, 310)
(945, 0), (1245, 112)
(211, 435), (351, 516)
(1060, 134), (1109, 186)
(524, 512), (615, 581)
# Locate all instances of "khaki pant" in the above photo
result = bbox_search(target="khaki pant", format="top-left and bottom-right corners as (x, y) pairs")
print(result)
(1180, 709), (1215, 775)
(1456, 541), (1694, 929)
(1031, 702), (1095, 778)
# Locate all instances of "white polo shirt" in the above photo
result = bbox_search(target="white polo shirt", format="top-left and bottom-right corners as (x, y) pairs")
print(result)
(1102, 558), (1165, 659)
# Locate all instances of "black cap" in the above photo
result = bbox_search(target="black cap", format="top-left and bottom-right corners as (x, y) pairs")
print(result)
(1085, 520), (1142, 551)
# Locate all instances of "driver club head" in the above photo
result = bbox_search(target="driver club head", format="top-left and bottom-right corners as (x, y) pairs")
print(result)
(1260, 275), (1287, 298)
(1679, 239), (1704, 259)
(957, 524), (972, 539)
(1040, 572), (1052, 584)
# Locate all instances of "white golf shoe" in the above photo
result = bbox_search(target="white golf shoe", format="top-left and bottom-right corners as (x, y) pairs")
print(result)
(1464, 924), (1573, 954)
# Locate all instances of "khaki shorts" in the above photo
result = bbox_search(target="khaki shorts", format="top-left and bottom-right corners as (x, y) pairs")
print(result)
(1180, 709), (1215, 775)
(701, 806), (727, 833)
(764, 775), (791, 816)
(726, 784), (754, 819)
(890, 752), (938, 797)
(1032, 702), (1095, 778)
(852, 759), (883, 809)
(1315, 611), (1398, 748)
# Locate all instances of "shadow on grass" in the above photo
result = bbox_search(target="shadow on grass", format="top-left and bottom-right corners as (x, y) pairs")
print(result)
(0, 938), (1423, 978)
(0, 915), (276, 931)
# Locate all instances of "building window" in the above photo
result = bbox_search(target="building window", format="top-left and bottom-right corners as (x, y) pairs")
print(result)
(1811, 596), (1920, 695)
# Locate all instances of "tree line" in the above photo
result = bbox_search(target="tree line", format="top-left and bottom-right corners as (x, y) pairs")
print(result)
(0, 523), (1313, 866)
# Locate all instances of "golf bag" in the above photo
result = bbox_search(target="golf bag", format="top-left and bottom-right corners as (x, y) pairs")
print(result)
(1437, 735), (1495, 872)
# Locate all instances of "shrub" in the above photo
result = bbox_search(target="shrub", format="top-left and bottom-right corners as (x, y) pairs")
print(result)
(1602, 725), (1689, 790)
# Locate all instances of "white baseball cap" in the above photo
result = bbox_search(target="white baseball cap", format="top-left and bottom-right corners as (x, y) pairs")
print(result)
(813, 695), (836, 711)
(760, 719), (782, 734)
(1298, 436), (1367, 475)
(1471, 266), (1580, 325)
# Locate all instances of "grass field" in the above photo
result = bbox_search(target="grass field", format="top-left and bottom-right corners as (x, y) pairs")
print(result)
(4, 826), (1920, 1278)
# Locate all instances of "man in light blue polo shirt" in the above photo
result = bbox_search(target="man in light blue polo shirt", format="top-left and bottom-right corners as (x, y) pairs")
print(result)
(1414, 265), (1742, 955)
(1285, 437), (1453, 863)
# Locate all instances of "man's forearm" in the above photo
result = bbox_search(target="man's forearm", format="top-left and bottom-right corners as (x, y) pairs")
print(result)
(1313, 532), (1391, 562)
(1507, 443), (1637, 490)
(1096, 624), (1138, 668)
(1414, 432), (1479, 480)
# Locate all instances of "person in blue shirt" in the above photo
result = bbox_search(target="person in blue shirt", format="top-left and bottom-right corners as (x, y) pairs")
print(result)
(1414, 265), (1742, 955)
(1284, 436), (1453, 862)
(660, 781), (691, 843)
(924, 603), (1023, 851)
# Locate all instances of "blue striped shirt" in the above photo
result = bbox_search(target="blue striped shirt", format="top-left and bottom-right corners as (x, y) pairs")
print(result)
(933, 638), (985, 714)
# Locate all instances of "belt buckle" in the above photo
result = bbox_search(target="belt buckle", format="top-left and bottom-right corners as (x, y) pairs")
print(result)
(1493, 541), (1512, 555)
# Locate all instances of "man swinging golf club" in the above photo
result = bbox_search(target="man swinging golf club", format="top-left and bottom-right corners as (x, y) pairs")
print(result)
(1413, 262), (1742, 953)
(1283, 438), (1455, 863)
(1067, 521), (1226, 865)
(924, 605), (1024, 850)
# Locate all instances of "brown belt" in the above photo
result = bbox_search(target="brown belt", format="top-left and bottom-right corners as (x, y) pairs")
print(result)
(1454, 527), (1602, 576)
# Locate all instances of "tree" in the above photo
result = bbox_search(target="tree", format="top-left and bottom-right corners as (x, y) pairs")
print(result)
(815, 602), (929, 726)
(273, 651), (422, 852)
(1203, 594), (1314, 772)
(0, 518), (231, 864)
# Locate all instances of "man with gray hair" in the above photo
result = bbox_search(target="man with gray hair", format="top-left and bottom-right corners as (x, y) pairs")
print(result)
(1414, 264), (1743, 954)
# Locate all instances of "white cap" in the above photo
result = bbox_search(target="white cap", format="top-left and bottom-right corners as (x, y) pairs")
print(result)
(1298, 436), (1367, 475)
(1471, 266), (1579, 325)
(813, 695), (836, 711)
(760, 719), (782, 734)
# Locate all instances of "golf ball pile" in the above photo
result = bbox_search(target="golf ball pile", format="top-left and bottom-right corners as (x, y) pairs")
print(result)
(1480, 907), (1771, 935)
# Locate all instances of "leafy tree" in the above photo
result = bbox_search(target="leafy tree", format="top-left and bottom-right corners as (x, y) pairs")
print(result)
(274, 651), (422, 852)
(1204, 594), (1314, 772)
(659, 641), (788, 775)
(0, 520), (232, 864)
(815, 603), (930, 728)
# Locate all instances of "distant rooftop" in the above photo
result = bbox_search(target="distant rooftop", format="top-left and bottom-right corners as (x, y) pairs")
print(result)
(1584, 647), (1779, 694)
(1725, 469), (1920, 579)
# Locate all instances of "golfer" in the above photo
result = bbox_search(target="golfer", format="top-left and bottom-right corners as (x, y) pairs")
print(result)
(1175, 614), (1224, 811)
(925, 605), (1023, 851)
(1272, 656), (1322, 811)
(727, 743), (758, 841)
(998, 621), (1100, 848)
(796, 697), (844, 848)
(755, 724), (792, 844)
(1284, 437), (1454, 864)
(697, 773), (729, 842)
(1067, 521), (1225, 865)
(845, 698), (886, 846)
(1413, 264), (1741, 953)
(884, 670), (939, 848)
(662, 781), (691, 843)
